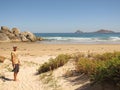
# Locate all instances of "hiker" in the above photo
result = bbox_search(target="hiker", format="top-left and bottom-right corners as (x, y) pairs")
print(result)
(11, 45), (20, 81)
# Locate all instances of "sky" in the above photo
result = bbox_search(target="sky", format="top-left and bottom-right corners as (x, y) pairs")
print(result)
(0, 0), (120, 33)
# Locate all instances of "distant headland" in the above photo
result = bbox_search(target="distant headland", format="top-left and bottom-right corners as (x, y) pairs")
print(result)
(75, 30), (83, 33)
(75, 29), (117, 33)
(94, 29), (115, 33)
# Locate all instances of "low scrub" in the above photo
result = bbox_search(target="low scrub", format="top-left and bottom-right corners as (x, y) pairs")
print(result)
(74, 52), (120, 88)
(38, 54), (71, 74)
(91, 56), (120, 86)
(75, 57), (105, 75)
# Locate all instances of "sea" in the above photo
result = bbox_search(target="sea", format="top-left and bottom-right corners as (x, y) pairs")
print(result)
(35, 33), (120, 44)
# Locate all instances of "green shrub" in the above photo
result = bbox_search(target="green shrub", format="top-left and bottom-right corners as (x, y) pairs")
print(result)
(74, 52), (120, 87)
(38, 54), (71, 74)
(93, 52), (120, 61)
(91, 57), (120, 86)
(75, 57), (105, 75)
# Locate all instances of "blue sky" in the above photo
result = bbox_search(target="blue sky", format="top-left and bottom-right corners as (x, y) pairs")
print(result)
(0, 0), (120, 33)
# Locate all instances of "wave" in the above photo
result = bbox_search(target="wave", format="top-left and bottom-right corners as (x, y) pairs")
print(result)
(36, 33), (120, 44)
(43, 37), (91, 41)
(109, 37), (120, 41)
(43, 36), (120, 41)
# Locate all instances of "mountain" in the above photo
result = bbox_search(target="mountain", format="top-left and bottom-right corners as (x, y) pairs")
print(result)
(75, 30), (83, 33)
(94, 29), (115, 33)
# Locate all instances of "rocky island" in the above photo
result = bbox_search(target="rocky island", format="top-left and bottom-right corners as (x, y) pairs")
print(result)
(0, 26), (42, 42)
(94, 29), (115, 33)
(75, 30), (83, 33)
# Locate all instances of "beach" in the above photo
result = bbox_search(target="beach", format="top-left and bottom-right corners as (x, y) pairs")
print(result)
(0, 42), (120, 90)
(1, 0), (120, 89)
(0, 42), (120, 57)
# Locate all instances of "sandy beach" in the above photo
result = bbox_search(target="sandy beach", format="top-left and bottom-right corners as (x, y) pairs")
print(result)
(0, 42), (120, 57)
(0, 42), (120, 90)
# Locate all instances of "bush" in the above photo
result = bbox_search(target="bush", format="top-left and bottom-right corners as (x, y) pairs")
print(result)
(75, 57), (105, 75)
(91, 57), (120, 86)
(74, 52), (120, 87)
(38, 54), (71, 74)
(93, 52), (120, 61)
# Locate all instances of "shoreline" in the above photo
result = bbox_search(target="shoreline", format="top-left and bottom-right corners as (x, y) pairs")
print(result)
(37, 40), (120, 45)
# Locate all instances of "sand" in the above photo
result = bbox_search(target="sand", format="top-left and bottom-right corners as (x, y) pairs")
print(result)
(0, 42), (120, 90)
(0, 42), (120, 57)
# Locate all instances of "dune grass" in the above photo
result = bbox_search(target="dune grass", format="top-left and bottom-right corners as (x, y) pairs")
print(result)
(74, 52), (120, 88)
(39, 71), (61, 89)
(38, 54), (71, 74)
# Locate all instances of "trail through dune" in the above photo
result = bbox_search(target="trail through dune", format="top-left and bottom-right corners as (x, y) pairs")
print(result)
(0, 56), (55, 90)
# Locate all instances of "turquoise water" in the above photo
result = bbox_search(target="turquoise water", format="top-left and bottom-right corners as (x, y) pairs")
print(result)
(35, 33), (120, 44)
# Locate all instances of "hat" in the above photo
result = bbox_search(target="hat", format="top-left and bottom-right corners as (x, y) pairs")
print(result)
(13, 45), (17, 48)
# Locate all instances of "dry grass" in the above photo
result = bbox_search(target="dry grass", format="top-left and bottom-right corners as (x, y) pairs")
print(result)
(38, 54), (71, 74)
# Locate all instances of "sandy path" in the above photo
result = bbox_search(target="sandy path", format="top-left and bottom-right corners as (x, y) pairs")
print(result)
(0, 55), (55, 90)
(0, 55), (86, 90)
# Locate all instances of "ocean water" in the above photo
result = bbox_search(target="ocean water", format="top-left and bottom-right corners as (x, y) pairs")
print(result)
(35, 33), (120, 44)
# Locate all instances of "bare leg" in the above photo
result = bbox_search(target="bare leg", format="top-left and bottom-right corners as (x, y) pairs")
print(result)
(14, 72), (18, 81)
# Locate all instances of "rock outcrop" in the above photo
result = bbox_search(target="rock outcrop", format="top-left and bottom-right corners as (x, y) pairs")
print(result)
(19, 33), (29, 42)
(1, 26), (10, 31)
(0, 26), (41, 42)
(21, 31), (37, 42)
(0, 33), (10, 41)
(12, 28), (20, 37)
(0, 26), (18, 40)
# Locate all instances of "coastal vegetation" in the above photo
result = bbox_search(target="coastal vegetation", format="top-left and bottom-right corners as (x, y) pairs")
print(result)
(38, 54), (71, 74)
(72, 52), (120, 89)
(38, 52), (120, 89)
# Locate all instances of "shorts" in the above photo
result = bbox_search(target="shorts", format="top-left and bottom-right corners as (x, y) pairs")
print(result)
(13, 64), (19, 73)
